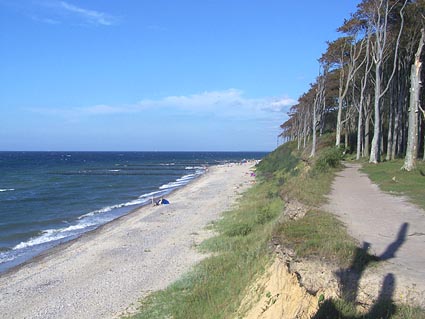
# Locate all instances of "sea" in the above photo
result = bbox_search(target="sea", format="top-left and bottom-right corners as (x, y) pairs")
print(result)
(0, 151), (266, 273)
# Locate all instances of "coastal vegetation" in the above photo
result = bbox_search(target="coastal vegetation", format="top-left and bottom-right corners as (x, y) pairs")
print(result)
(127, 1), (425, 317)
(127, 135), (425, 318)
(280, 0), (425, 171)
(361, 160), (425, 209)
(126, 167), (284, 318)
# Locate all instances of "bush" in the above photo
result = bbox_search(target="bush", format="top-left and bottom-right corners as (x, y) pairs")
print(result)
(256, 141), (299, 179)
(313, 147), (343, 174)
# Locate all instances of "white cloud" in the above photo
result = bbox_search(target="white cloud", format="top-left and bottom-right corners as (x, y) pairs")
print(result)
(30, 15), (60, 24)
(58, 1), (117, 26)
(2, 0), (119, 26)
(29, 89), (295, 123)
(135, 89), (295, 117)
(265, 97), (297, 112)
(78, 104), (131, 115)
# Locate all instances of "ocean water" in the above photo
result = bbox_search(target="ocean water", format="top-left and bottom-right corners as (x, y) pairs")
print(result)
(0, 151), (266, 273)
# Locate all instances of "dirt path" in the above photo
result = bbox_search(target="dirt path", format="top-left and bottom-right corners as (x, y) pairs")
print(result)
(324, 163), (425, 307)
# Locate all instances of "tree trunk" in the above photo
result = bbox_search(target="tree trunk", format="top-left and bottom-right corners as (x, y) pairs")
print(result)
(336, 96), (343, 147)
(345, 127), (349, 150)
(386, 105), (394, 161)
(310, 104), (317, 157)
(392, 96), (401, 159)
(303, 113), (308, 149)
(364, 115), (371, 157)
(356, 104), (363, 160)
(370, 62), (382, 163)
(364, 104), (371, 158)
(402, 28), (424, 171)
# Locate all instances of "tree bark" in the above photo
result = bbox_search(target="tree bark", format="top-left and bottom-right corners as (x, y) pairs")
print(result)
(370, 61), (382, 163)
(336, 97), (343, 147)
(303, 112), (308, 149)
(392, 91), (403, 159)
(386, 102), (394, 161)
(310, 101), (317, 157)
(402, 28), (424, 171)
(356, 105), (363, 160)
(364, 93), (372, 158)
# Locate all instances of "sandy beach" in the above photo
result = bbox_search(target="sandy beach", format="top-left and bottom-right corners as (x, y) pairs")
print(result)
(0, 163), (256, 319)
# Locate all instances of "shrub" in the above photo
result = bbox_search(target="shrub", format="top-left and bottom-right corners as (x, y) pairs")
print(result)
(256, 141), (299, 179)
(313, 147), (343, 174)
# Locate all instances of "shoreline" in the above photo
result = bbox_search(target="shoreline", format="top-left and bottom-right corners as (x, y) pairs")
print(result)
(0, 164), (207, 275)
(0, 162), (256, 319)
(0, 168), (205, 277)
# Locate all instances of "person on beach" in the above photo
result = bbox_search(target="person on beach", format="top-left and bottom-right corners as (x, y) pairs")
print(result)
(161, 198), (169, 204)
(154, 197), (169, 206)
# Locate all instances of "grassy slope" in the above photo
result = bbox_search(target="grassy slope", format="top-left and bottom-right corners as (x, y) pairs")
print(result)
(126, 179), (283, 319)
(361, 160), (425, 210)
(126, 136), (424, 319)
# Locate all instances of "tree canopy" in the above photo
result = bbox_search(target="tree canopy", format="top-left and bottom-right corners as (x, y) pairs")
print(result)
(280, 0), (425, 170)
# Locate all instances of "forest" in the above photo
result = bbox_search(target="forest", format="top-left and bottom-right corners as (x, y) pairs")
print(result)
(280, 0), (425, 171)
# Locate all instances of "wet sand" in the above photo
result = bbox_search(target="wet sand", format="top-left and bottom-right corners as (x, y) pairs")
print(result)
(0, 163), (256, 319)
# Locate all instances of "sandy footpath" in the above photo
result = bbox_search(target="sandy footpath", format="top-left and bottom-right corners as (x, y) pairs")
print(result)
(0, 163), (256, 319)
(324, 163), (425, 307)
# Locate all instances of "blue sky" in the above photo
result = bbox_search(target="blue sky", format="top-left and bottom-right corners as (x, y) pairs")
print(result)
(0, 0), (359, 151)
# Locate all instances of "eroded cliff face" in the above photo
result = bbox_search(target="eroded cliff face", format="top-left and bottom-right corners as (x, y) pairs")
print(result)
(236, 191), (425, 318)
(236, 256), (340, 319)
(234, 199), (341, 319)
(236, 246), (425, 319)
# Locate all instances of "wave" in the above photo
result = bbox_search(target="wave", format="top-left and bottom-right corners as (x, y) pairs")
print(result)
(13, 222), (97, 250)
(185, 166), (205, 170)
(77, 197), (152, 220)
(159, 181), (187, 190)
(0, 253), (16, 264)
(159, 170), (204, 190)
(0, 189), (15, 192)
(1, 167), (206, 268)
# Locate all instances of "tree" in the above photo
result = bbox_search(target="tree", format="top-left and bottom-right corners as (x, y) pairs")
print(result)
(358, 0), (408, 163)
(278, 0), (425, 163)
(321, 32), (365, 148)
(354, 32), (373, 159)
(310, 68), (327, 157)
(402, 28), (425, 170)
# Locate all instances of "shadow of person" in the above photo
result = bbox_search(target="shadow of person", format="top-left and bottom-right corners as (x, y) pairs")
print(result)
(380, 222), (409, 260)
(312, 273), (397, 319)
(312, 223), (408, 318)
(368, 273), (396, 318)
(336, 242), (379, 303)
(335, 223), (408, 305)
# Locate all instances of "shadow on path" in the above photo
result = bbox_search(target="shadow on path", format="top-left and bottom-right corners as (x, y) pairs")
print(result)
(312, 223), (408, 318)
(380, 222), (408, 260)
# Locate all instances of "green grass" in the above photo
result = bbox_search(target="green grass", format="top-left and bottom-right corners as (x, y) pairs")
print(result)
(361, 160), (425, 210)
(278, 210), (359, 267)
(280, 163), (336, 206)
(274, 149), (425, 318)
(125, 181), (284, 319)
(125, 138), (424, 319)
